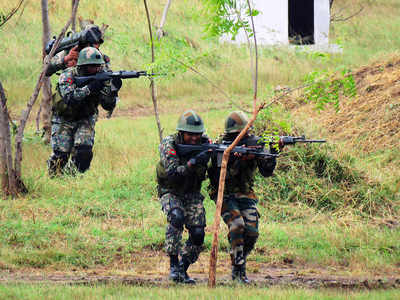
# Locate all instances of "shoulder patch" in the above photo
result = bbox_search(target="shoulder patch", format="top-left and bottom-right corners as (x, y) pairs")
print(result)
(168, 149), (176, 156)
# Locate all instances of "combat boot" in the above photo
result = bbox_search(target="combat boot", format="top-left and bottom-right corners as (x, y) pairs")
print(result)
(179, 256), (196, 284)
(232, 263), (250, 284)
(169, 255), (182, 283)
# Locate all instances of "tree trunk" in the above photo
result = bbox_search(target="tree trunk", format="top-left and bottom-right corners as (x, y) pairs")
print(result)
(71, 0), (77, 32)
(0, 81), (18, 197)
(13, 1), (79, 184)
(143, 0), (163, 142)
(40, 0), (52, 144)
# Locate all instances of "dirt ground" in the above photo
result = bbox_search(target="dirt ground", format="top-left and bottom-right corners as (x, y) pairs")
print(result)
(1, 251), (399, 289)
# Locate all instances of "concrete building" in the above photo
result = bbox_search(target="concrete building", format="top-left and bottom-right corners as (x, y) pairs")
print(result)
(223, 0), (331, 46)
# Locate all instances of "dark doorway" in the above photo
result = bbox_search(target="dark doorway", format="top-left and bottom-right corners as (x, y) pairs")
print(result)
(289, 0), (315, 45)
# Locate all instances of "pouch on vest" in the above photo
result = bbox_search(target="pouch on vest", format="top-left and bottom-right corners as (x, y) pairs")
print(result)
(52, 85), (74, 119)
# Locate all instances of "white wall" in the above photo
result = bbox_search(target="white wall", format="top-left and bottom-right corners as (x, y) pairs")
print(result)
(221, 0), (330, 46)
(314, 0), (330, 45)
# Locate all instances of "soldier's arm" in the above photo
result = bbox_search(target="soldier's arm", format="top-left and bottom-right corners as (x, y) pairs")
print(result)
(159, 136), (190, 182)
(58, 70), (90, 106)
(45, 51), (67, 77)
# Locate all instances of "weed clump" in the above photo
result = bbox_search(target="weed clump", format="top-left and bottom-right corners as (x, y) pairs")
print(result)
(255, 145), (396, 216)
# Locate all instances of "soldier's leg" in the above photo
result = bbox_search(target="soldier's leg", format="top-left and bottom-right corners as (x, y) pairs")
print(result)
(71, 117), (96, 173)
(235, 196), (260, 284)
(160, 193), (184, 282)
(47, 117), (74, 177)
(180, 193), (206, 284)
(222, 197), (245, 266)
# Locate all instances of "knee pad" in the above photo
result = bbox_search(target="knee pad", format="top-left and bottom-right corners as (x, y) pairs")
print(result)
(169, 208), (184, 230)
(244, 233), (258, 256)
(72, 145), (93, 173)
(189, 226), (205, 246)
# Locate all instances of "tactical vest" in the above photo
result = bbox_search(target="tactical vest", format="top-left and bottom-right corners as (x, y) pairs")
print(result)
(157, 133), (208, 197)
(52, 68), (100, 121)
(208, 135), (259, 196)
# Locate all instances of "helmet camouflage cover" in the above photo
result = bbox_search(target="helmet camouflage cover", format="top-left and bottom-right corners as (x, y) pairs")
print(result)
(77, 47), (105, 66)
(176, 110), (205, 133)
(224, 111), (249, 133)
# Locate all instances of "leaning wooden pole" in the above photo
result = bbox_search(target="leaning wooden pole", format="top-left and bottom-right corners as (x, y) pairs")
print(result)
(208, 0), (259, 287)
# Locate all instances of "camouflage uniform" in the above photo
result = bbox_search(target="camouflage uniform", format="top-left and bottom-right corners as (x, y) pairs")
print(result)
(156, 110), (210, 283)
(47, 47), (117, 176)
(45, 49), (111, 77)
(207, 111), (277, 283)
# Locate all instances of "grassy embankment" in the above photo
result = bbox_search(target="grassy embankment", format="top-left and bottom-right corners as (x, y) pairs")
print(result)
(0, 0), (399, 290)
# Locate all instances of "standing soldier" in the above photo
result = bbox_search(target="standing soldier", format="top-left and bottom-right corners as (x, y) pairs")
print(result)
(47, 46), (121, 176)
(156, 110), (212, 284)
(207, 111), (281, 284)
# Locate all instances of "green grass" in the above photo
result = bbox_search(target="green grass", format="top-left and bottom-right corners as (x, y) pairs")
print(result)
(0, 0), (399, 294)
(1, 285), (400, 300)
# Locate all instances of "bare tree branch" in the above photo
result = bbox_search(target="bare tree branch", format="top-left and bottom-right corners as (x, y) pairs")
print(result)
(157, 0), (173, 39)
(0, 0), (24, 28)
(143, 0), (163, 142)
(331, 4), (364, 22)
(13, 0), (80, 180)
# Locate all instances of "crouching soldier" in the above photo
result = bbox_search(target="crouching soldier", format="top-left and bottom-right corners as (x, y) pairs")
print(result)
(156, 110), (212, 284)
(208, 111), (280, 284)
(47, 46), (121, 176)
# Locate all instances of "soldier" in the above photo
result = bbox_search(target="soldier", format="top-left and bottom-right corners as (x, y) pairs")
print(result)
(47, 46), (121, 176)
(45, 24), (108, 77)
(207, 111), (281, 284)
(156, 110), (212, 284)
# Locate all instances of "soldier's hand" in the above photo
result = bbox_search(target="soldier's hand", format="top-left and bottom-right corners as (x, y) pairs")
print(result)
(64, 46), (79, 67)
(189, 150), (212, 166)
(111, 78), (122, 91)
(87, 80), (105, 94)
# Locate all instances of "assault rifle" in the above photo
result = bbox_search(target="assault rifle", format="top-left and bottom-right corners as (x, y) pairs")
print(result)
(176, 143), (279, 167)
(74, 70), (155, 88)
(275, 135), (326, 145)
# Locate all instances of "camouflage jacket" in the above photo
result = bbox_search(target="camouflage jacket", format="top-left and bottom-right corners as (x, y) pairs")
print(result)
(54, 67), (116, 121)
(207, 134), (277, 199)
(157, 132), (210, 197)
(45, 50), (111, 77)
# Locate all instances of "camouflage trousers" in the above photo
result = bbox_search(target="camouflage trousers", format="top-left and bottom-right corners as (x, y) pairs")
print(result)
(47, 114), (97, 175)
(160, 192), (206, 263)
(221, 193), (259, 266)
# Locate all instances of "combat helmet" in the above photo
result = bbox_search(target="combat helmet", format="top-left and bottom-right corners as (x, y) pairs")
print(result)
(77, 47), (105, 66)
(176, 110), (205, 133)
(224, 111), (248, 133)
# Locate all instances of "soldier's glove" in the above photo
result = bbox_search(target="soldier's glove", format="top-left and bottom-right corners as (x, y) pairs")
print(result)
(111, 78), (122, 91)
(87, 80), (105, 94)
(189, 150), (212, 166)
(63, 46), (79, 67)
